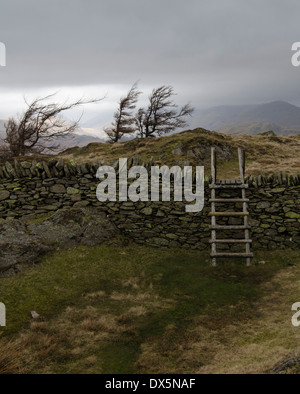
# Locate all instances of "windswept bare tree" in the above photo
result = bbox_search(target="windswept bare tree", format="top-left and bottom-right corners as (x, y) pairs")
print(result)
(136, 85), (194, 138)
(3, 93), (103, 156)
(104, 82), (141, 143)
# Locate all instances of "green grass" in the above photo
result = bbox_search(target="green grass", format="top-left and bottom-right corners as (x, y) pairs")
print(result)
(60, 128), (300, 177)
(1, 244), (143, 336)
(1, 244), (298, 374)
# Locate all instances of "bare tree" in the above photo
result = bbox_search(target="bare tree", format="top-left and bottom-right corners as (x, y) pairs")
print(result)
(2, 93), (103, 156)
(104, 82), (141, 143)
(136, 85), (194, 138)
(135, 107), (146, 138)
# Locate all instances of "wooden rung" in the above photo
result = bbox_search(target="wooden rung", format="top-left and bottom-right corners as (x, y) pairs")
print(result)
(209, 239), (252, 243)
(209, 184), (248, 189)
(210, 253), (253, 258)
(209, 225), (251, 230)
(216, 178), (242, 185)
(209, 198), (249, 203)
(209, 212), (249, 216)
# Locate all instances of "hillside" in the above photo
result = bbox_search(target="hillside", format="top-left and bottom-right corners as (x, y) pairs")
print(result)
(217, 122), (300, 136)
(60, 128), (300, 177)
(192, 101), (300, 133)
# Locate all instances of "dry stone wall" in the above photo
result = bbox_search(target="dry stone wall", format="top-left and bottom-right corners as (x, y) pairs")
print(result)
(0, 158), (300, 250)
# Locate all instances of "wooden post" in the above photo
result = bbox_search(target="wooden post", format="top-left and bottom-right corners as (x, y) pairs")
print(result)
(238, 147), (245, 183)
(242, 187), (252, 266)
(239, 148), (251, 266)
(211, 147), (217, 266)
(211, 188), (217, 267)
(211, 147), (216, 184)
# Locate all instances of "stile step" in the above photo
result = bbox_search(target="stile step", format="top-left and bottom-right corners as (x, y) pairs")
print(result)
(215, 178), (242, 185)
(209, 184), (248, 189)
(209, 198), (249, 202)
(209, 212), (249, 216)
(210, 253), (253, 258)
(209, 239), (252, 243)
(209, 225), (251, 230)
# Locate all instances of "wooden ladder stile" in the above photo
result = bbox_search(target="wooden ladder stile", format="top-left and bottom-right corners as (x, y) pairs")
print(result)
(210, 147), (217, 267)
(209, 147), (253, 266)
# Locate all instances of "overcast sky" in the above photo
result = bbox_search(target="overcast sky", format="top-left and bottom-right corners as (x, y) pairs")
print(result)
(0, 0), (300, 129)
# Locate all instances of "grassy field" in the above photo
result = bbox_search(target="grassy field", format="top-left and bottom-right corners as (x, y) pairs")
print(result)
(1, 243), (300, 374)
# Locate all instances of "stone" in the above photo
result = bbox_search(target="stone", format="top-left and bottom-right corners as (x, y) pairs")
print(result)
(141, 207), (152, 215)
(47, 159), (58, 168)
(261, 223), (270, 228)
(43, 162), (52, 178)
(0, 207), (120, 275)
(30, 311), (40, 319)
(257, 201), (270, 209)
(285, 211), (300, 219)
(270, 187), (285, 193)
(278, 226), (287, 233)
(50, 184), (66, 194)
(56, 159), (65, 171)
(67, 187), (80, 194)
(73, 201), (90, 207)
(248, 218), (260, 226)
(20, 161), (32, 169)
(0, 190), (10, 201)
(0, 221), (51, 274)
(71, 194), (81, 202)
(44, 205), (59, 211)
(5, 162), (14, 174)
(165, 233), (178, 239)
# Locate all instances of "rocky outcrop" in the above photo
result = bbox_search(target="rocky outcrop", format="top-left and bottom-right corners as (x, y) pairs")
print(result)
(0, 207), (119, 276)
(0, 219), (50, 273)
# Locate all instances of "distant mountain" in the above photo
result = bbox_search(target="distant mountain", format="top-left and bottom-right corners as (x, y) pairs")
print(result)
(218, 121), (300, 136)
(57, 100), (300, 138)
(192, 101), (300, 133)
(85, 101), (300, 136)
(52, 133), (104, 150)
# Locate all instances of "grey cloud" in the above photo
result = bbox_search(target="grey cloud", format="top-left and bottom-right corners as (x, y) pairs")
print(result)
(0, 0), (300, 109)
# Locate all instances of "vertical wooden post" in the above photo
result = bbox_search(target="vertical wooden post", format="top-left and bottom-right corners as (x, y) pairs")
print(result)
(242, 187), (252, 266)
(239, 148), (252, 266)
(238, 147), (245, 183)
(211, 147), (217, 266)
(211, 147), (216, 184)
